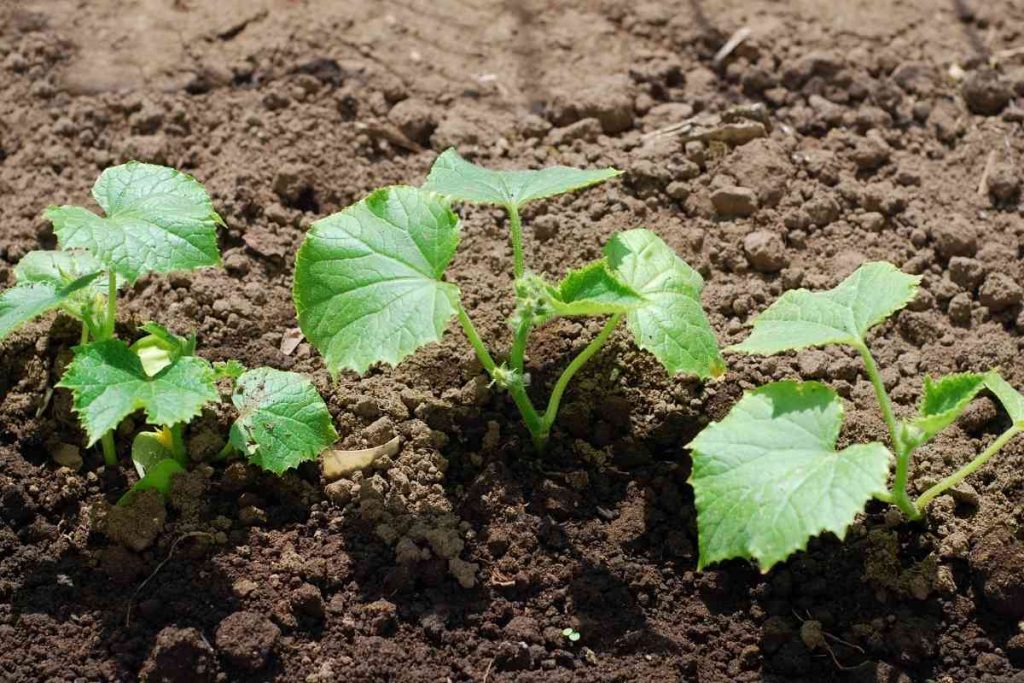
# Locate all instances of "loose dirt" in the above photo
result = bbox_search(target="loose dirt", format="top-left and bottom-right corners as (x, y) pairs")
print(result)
(3, 0), (1024, 680)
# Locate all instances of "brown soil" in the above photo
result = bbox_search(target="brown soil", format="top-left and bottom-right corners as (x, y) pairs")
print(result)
(3, 0), (1024, 680)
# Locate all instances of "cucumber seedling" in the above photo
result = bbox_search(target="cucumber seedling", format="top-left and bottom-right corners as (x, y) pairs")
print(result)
(293, 149), (724, 449)
(688, 261), (1024, 571)
(0, 162), (337, 490)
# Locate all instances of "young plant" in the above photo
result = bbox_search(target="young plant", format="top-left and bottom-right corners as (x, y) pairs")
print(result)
(293, 149), (725, 449)
(0, 162), (337, 489)
(688, 261), (1024, 571)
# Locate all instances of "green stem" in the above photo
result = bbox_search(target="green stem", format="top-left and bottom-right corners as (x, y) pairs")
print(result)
(507, 204), (525, 280)
(915, 425), (1021, 512)
(854, 342), (920, 519)
(456, 302), (543, 436)
(215, 440), (236, 461)
(168, 423), (187, 464)
(100, 431), (117, 467)
(102, 271), (117, 340)
(80, 322), (89, 345)
(538, 314), (623, 437)
(510, 316), (531, 375)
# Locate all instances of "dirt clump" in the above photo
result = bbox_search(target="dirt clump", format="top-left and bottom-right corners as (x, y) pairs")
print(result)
(215, 610), (281, 671)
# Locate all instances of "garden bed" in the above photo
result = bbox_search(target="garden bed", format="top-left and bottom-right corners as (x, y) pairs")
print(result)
(2, 0), (1024, 680)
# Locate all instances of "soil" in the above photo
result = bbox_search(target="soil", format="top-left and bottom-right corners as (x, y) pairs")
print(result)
(2, 0), (1024, 680)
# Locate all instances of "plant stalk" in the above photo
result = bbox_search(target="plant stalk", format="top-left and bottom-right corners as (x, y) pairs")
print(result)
(100, 431), (117, 466)
(168, 423), (187, 464)
(510, 316), (531, 375)
(456, 302), (544, 436)
(103, 271), (117, 340)
(915, 424), (1021, 511)
(854, 342), (920, 519)
(507, 204), (526, 280)
(538, 314), (623, 439)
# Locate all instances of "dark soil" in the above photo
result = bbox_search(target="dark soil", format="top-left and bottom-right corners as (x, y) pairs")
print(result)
(3, 0), (1024, 680)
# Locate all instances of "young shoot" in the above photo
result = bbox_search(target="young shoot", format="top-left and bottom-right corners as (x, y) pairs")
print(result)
(688, 261), (1024, 571)
(293, 149), (724, 449)
(0, 162), (337, 493)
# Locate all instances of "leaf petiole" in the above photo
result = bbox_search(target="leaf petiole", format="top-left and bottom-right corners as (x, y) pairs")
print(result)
(915, 424), (1021, 511)
(103, 271), (117, 340)
(854, 341), (921, 520)
(100, 431), (117, 466)
(506, 203), (526, 280)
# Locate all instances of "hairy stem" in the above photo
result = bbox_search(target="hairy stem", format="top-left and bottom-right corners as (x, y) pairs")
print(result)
(507, 204), (526, 280)
(100, 431), (117, 467)
(539, 314), (623, 438)
(854, 342), (920, 519)
(915, 425), (1021, 511)
(456, 302), (543, 436)
(510, 315), (531, 375)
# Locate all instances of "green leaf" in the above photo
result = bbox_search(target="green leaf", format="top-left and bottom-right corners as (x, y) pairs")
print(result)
(900, 373), (988, 449)
(214, 359), (247, 381)
(46, 162), (223, 283)
(688, 381), (892, 572)
(130, 322), (197, 376)
(551, 261), (646, 317)
(15, 249), (108, 286)
(0, 272), (101, 341)
(130, 429), (177, 478)
(985, 373), (1024, 426)
(293, 186), (461, 376)
(118, 458), (185, 505)
(58, 339), (218, 446)
(604, 229), (725, 378)
(423, 148), (621, 210)
(730, 262), (920, 355)
(229, 367), (338, 474)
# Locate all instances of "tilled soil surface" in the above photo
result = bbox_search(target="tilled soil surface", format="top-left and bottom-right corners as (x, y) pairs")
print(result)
(3, 0), (1024, 680)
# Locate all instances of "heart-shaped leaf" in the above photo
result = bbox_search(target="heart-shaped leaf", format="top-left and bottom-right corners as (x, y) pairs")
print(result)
(58, 339), (219, 445)
(0, 271), (101, 341)
(293, 186), (461, 376)
(730, 262), (920, 355)
(229, 367), (338, 474)
(604, 229), (724, 378)
(46, 162), (223, 283)
(688, 381), (891, 571)
(423, 148), (620, 209)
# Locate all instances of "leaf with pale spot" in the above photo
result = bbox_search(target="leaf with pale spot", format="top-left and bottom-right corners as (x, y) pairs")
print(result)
(604, 229), (724, 378)
(688, 381), (891, 572)
(46, 162), (223, 283)
(423, 148), (620, 209)
(730, 262), (920, 355)
(58, 339), (219, 446)
(229, 367), (338, 474)
(293, 186), (461, 376)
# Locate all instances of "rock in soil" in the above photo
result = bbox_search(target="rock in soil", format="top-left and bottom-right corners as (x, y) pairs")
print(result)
(140, 627), (218, 683)
(215, 611), (281, 671)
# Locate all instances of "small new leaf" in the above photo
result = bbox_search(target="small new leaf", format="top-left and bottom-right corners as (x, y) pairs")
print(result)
(552, 261), (646, 317)
(130, 322), (197, 376)
(0, 272), (101, 341)
(46, 162), (223, 283)
(214, 359), (247, 381)
(423, 148), (621, 210)
(730, 262), (920, 355)
(604, 229), (724, 378)
(229, 367), (338, 474)
(118, 459), (185, 505)
(688, 381), (891, 572)
(293, 186), (461, 376)
(900, 372), (988, 450)
(985, 373), (1024, 426)
(58, 339), (219, 446)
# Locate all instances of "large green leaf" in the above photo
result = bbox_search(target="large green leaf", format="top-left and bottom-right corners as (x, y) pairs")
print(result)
(604, 229), (724, 378)
(422, 148), (621, 209)
(46, 162), (223, 283)
(229, 367), (338, 474)
(0, 272), (101, 341)
(900, 373), (988, 449)
(58, 339), (218, 446)
(730, 262), (920, 355)
(293, 186), (461, 376)
(688, 381), (891, 572)
(986, 373), (1024, 426)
